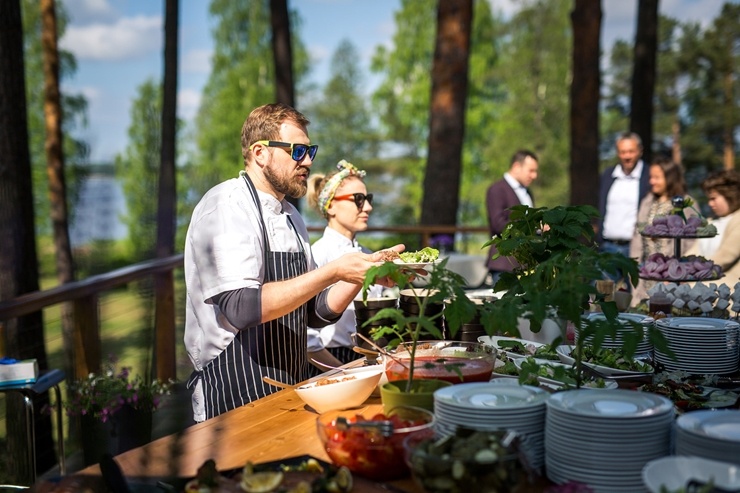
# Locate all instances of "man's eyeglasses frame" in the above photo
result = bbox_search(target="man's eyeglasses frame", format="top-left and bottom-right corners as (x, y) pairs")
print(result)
(249, 140), (318, 161)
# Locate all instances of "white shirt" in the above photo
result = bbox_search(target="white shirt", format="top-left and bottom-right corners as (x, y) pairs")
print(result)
(697, 213), (732, 258)
(184, 173), (315, 374)
(602, 160), (644, 241)
(503, 172), (533, 207)
(307, 227), (383, 351)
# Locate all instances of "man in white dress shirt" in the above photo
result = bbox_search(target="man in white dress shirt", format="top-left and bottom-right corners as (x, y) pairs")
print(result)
(597, 132), (651, 286)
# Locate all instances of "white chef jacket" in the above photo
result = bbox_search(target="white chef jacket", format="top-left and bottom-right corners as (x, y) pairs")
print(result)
(307, 227), (383, 351)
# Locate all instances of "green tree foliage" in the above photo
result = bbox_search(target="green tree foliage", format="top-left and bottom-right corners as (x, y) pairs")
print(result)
(483, 0), (572, 207)
(371, 0), (502, 227)
(604, 16), (689, 159)
(22, 0), (88, 241)
(604, 4), (738, 180)
(301, 39), (384, 225)
(115, 79), (161, 261)
(188, 0), (310, 201)
(681, 2), (739, 172)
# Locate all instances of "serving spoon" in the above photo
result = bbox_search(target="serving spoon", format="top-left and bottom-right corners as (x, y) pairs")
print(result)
(354, 333), (409, 369)
(262, 376), (300, 390)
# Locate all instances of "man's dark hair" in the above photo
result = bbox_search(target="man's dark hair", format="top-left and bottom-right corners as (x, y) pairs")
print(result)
(510, 149), (538, 168)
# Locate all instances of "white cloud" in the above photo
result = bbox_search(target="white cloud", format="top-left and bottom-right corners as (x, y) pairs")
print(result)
(63, 0), (118, 23)
(60, 15), (162, 61)
(181, 49), (212, 75)
(177, 88), (201, 121)
(76, 85), (102, 104)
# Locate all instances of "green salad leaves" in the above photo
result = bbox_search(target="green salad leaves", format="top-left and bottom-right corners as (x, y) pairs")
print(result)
(399, 247), (440, 263)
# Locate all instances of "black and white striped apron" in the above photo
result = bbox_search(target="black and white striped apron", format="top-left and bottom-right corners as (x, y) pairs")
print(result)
(199, 173), (310, 420)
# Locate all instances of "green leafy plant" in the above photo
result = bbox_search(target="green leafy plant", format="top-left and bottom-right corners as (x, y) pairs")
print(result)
(481, 205), (669, 386)
(360, 257), (479, 392)
(65, 356), (174, 422)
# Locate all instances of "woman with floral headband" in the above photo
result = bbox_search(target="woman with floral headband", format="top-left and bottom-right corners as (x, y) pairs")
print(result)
(306, 160), (385, 371)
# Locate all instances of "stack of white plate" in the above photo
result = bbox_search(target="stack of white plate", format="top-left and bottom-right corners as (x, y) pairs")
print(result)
(433, 382), (548, 472)
(546, 389), (674, 493)
(580, 312), (655, 355)
(654, 317), (739, 374)
(675, 409), (740, 466)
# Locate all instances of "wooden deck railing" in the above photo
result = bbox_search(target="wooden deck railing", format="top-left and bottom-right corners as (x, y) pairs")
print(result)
(0, 254), (184, 380)
(0, 225), (490, 381)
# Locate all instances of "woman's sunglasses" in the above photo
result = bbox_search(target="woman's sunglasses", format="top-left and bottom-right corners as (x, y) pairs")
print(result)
(249, 140), (319, 161)
(333, 193), (374, 210)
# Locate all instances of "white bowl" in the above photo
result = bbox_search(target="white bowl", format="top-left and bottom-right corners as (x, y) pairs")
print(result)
(295, 368), (383, 413)
(642, 456), (740, 493)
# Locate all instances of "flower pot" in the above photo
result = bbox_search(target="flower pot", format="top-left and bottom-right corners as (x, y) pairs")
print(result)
(79, 404), (153, 466)
(516, 311), (567, 345)
(379, 379), (452, 413)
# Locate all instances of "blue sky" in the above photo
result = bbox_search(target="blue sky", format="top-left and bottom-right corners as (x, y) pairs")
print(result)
(57, 0), (731, 163)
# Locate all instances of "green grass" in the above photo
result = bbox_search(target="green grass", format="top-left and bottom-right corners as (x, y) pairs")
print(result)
(0, 271), (191, 469)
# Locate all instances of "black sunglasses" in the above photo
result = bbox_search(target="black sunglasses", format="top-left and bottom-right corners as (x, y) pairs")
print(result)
(333, 193), (374, 210)
(249, 140), (318, 161)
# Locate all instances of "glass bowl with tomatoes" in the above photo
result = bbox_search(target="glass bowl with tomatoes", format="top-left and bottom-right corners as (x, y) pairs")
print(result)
(316, 406), (435, 481)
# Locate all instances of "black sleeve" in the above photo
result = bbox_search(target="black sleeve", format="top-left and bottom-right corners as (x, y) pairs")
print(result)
(307, 287), (342, 328)
(212, 287), (262, 330)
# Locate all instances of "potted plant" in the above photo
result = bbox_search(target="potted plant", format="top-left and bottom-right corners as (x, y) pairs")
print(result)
(361, 250), (493, 410)
(481, 205), (667, 387)
(65, 356), (174, 466)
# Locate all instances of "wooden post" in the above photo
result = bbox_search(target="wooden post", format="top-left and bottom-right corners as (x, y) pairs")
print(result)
(73, 294), (101, 378)
(154, 271), (176, 381)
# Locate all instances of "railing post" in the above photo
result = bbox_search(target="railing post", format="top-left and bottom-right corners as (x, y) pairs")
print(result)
(154, 271), (176, 381)
(73, 294), (101, 378)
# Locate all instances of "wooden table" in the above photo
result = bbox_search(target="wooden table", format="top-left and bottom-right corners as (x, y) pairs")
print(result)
(71, 376), (550, 493)
(76, 370), (422, 491)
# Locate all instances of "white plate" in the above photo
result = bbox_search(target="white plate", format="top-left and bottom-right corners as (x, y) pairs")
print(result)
(677, 409), (740, 442)
(546, 388), (674, 418)
(642, 456), (740, 493)
(657, 317), (740, 331)
(392, 259), (441, 269)
(434, 382), (548, 409)
(479, 335), (547, 359)
(555, 345), (653, 376)
(538, 377), (618, 391)
(514, 358), (618, 391)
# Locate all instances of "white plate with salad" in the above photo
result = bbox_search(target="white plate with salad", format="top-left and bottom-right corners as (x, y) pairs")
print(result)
(555, 345), (653, 376)
(513, 357), (617, 390)
(479, 336), (560, 360)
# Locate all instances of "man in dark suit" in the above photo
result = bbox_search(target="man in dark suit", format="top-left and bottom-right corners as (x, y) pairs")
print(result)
(597, 132), (651, 257)
(486, 150), (539, 282)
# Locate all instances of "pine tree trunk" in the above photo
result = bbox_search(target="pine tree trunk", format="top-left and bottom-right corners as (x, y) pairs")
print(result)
(630, 0), (659, 164)
(0, 0), (55, 482)
(270, 0), (299, 210)
(155, 0), (179, 381)
(420, 0), (472, 238)
(569, 0), (601, 208)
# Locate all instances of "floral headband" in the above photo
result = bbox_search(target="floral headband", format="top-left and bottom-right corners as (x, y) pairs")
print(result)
(318, 160), (366, 215)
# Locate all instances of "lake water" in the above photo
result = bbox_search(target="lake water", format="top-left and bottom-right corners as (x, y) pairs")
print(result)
(70, 173), (127, 247)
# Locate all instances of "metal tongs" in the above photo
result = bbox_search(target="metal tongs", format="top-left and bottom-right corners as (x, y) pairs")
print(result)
(335, 416), (395, 437)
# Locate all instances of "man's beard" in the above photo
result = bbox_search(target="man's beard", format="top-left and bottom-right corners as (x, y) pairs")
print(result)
(264, 161), (308, 199)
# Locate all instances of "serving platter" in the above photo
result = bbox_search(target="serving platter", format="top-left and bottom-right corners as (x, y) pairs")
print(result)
(555, 345), (653, 376)
(642, 456), (740, 493)
(478, 335), (550, 359)
(513, 357), (618, 391)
